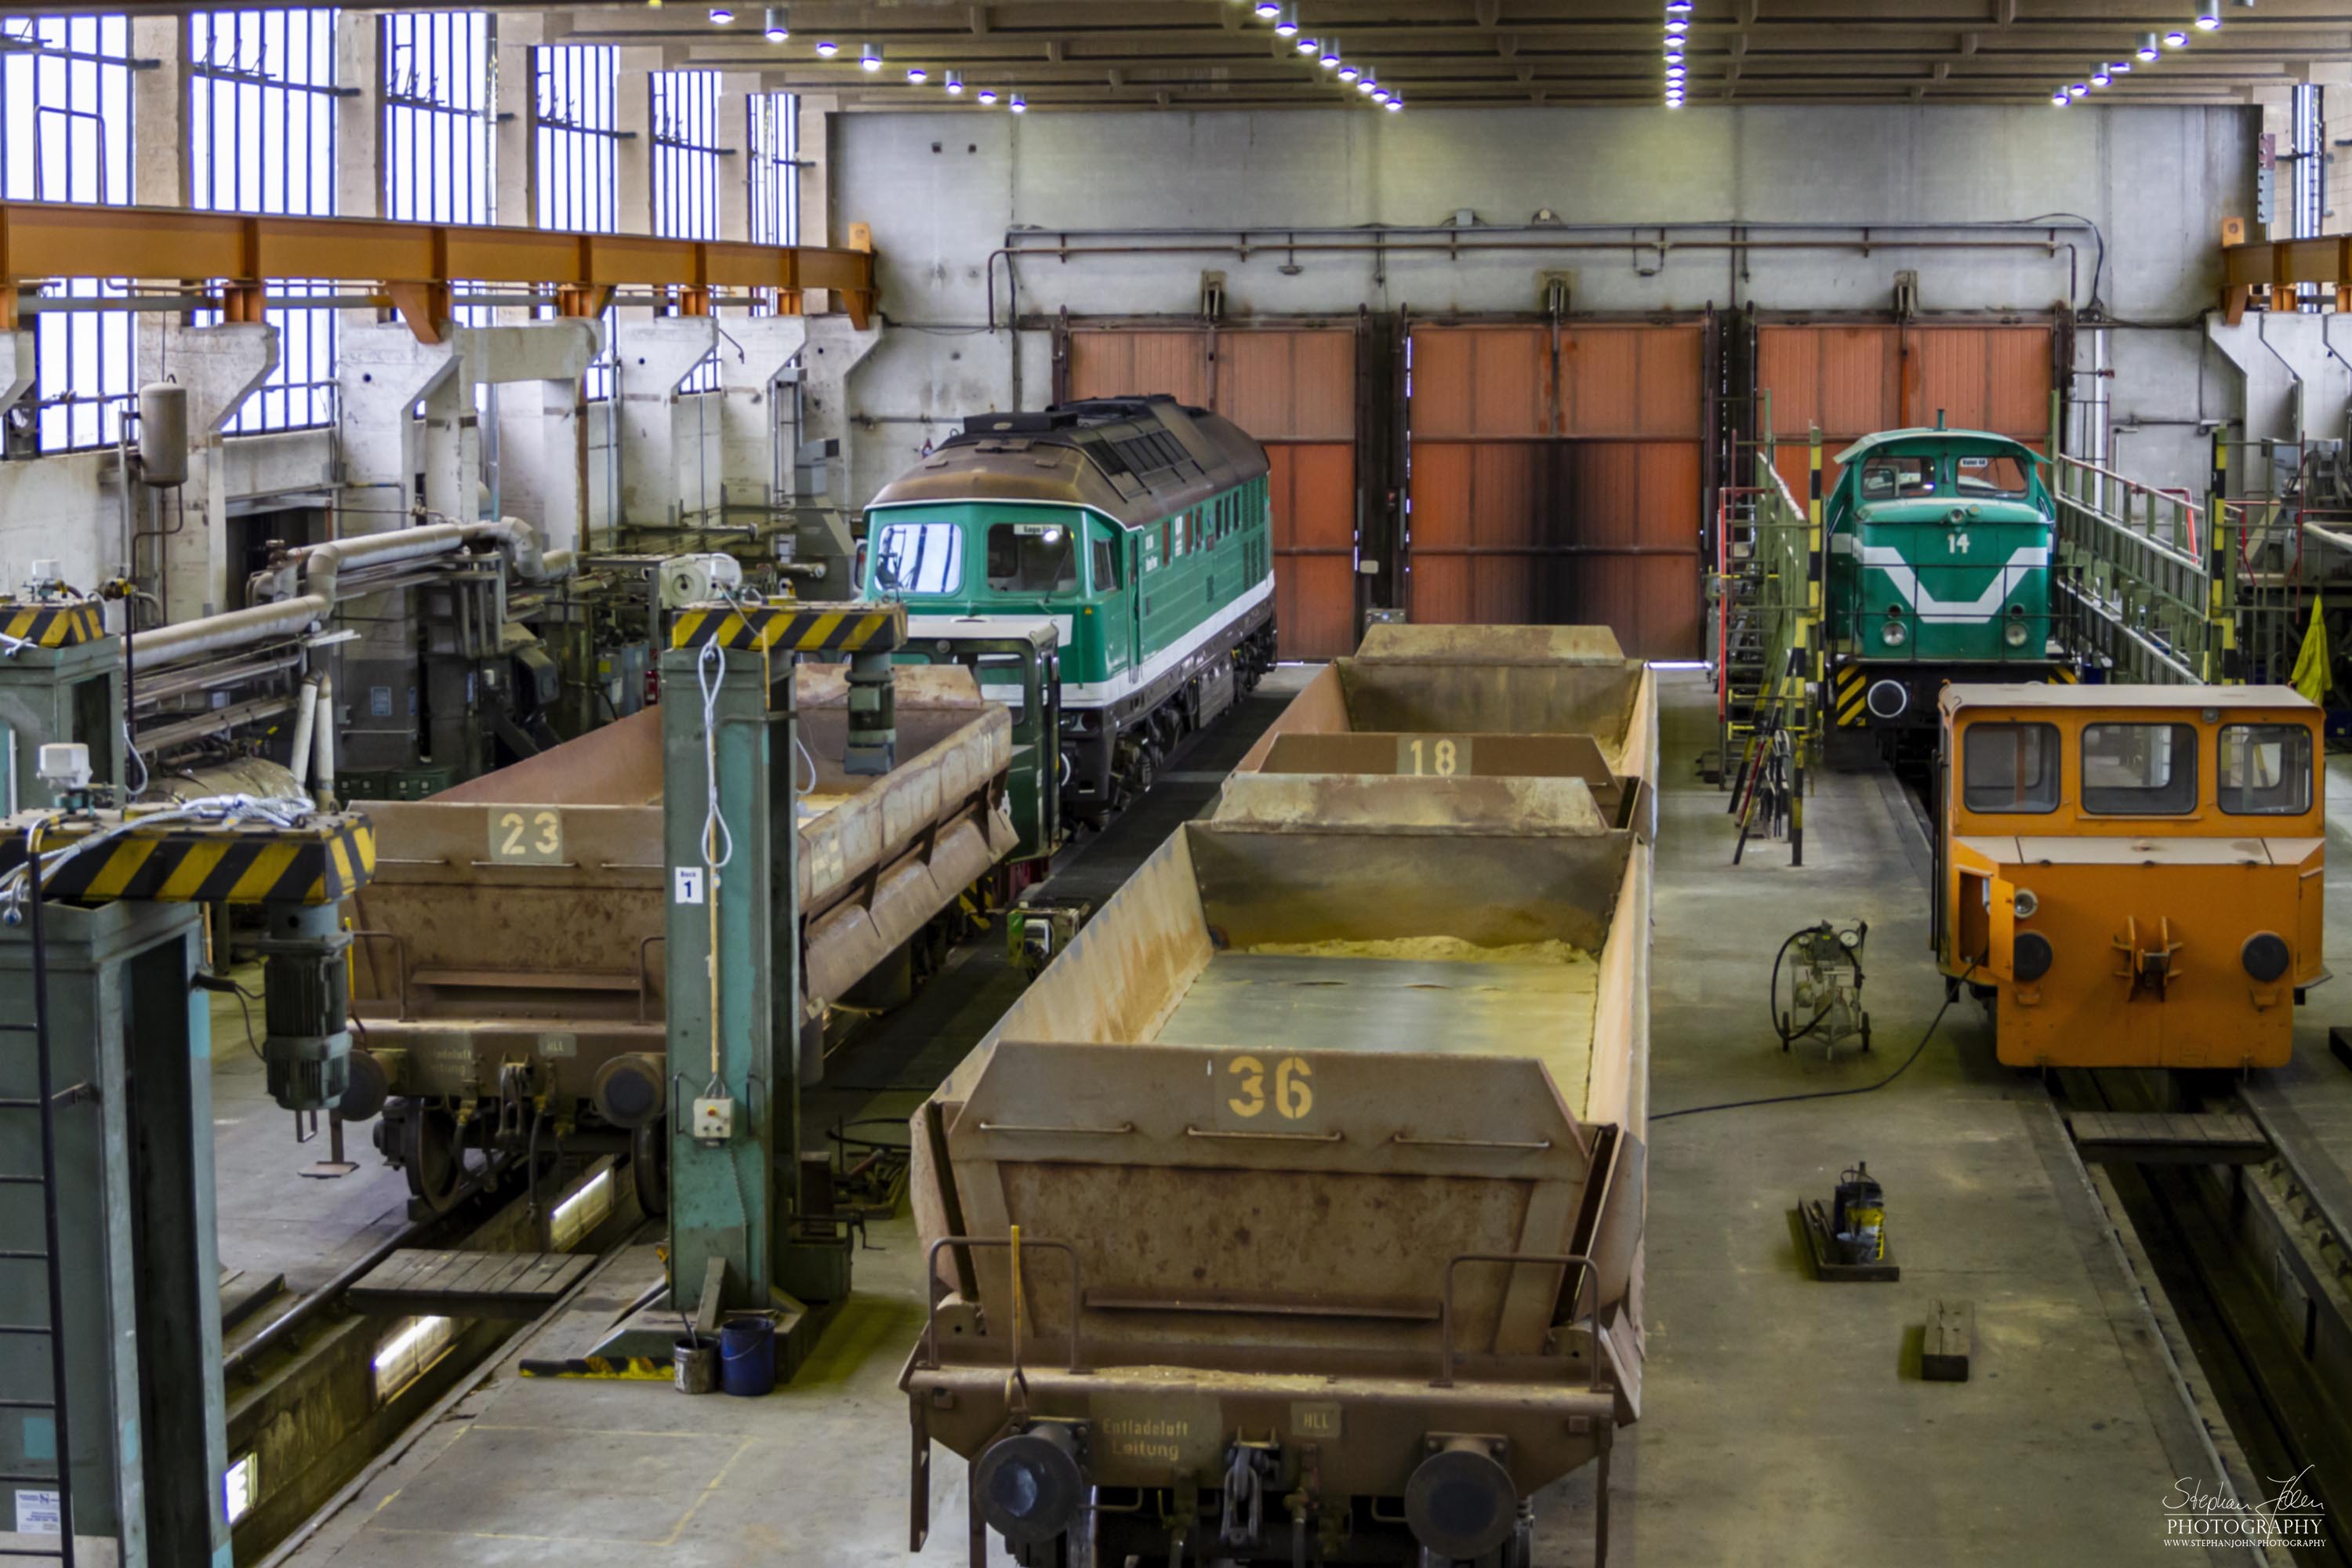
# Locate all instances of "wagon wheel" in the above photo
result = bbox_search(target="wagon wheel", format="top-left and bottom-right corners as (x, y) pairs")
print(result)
(401, 1104), (469, 1214)
(632, 1119), (669, 1218)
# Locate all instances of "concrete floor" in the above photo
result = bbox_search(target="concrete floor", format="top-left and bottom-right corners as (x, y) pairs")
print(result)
(267, 670), (2217, 1566)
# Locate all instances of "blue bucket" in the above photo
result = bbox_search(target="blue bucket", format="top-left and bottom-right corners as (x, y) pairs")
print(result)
(718, 1315), (777, 1397)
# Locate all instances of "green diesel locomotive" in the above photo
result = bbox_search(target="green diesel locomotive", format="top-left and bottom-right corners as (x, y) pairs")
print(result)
(1825, 426), (2057, 737)
(862, 397), (1279, 824)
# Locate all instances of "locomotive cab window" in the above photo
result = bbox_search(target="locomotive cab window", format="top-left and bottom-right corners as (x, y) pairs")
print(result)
(1962, 722), (2060, 813)
(1859, 456), (1935, 500)
(870, 521), (964, 594)
(1955, 454), (2034, 499)
(985, 521), (1078, 593)
(2219, 724), (2314, 815)
(1091, 527), (1121, 592)
(2082, 723), (2198, 815)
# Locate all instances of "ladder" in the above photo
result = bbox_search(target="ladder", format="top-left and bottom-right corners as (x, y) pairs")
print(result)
(0, 840), (78, 1566)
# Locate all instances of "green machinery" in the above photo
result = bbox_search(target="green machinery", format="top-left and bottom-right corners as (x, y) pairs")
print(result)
(0, 592), (122, 813)
(0, 746), (375, 1565)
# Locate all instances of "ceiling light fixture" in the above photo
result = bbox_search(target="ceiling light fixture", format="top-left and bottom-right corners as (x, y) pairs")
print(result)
(1666, 64), (1686, 79)
(977, 85), (998, 103)
(860, 39), (882, 70)
(1009, 92), (1026, 112)
(814, 38), (837, 56)
(906, 64), (927, 82)
(2194, 2), (2220, 28)
(1665, 17), (1688, 34)
(1319, 38), (1341, 67)
(1274, 3), (1299, 37)
(763, 6), (786, 40)
(2137, 32), (2161, 59)
(1667, 0), (1692, 11)
(946, 67), (964, 93)
(1385, 94), (1403, 111)
(2052, 87), (2070, 103)
(2068, 80), (2088, 96)
(2164, 27), (2189, 45)
(1337, 61), (1359, 81)
(2090, 64), (2112, 85)
(1254, 0), (1280, 17)
(1297, 35), (1319, 53)
(1357, 71), (1377, 93)
(708, 5), (733, 20)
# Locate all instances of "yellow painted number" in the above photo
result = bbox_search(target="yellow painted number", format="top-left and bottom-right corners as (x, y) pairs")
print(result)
(492, 808), (563, 865)
(1274, 1055), (1313, 1120)
(1227, 1054), (1267, 1118)
(1227, 1054), (1313, 1121)
(1403, 738), (1460, 777)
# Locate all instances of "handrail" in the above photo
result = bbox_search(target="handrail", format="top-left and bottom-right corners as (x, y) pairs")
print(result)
(920, 1233), (1087, 1376)
(1434, 1250), (1599, 1390)
(0, 198), (879, 341)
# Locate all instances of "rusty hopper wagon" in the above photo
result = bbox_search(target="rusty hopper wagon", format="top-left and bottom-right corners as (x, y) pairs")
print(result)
(346, 663), (1016, 1211)
(903, 626), (1653, 1568)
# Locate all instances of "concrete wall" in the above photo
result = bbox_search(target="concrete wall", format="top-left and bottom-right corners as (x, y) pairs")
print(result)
(839, 102), (2259, 502)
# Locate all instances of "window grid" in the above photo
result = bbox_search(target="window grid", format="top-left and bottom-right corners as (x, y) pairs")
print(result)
(192, 8), (341, 434)
(748, 90), (800, 249)
(383, 11), (492, 225)
(652, 70), (723, 392)
(535, 45), (619, 399)
(0, 13), (136, 454)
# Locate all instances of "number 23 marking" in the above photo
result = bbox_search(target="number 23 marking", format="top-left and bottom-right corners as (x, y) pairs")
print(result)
(1228, 1054), (1313, 1120)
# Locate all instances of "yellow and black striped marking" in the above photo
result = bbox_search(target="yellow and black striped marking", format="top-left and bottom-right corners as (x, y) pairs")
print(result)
(2049, 666), (2080, 684)
(670, 601), (906, 655)
(1834, 664), (1868, 728)
(1, 816), (375, 906)
(0, 601), (105, 649)
(517, 1355), (670, 1380)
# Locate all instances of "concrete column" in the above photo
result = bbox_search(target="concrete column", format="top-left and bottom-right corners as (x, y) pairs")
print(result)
(717, 72), (761, 244)
(129, 16), (189, 207)
(336, 13), (382, 220)
(0, 331), (31, 411)
(338, 323), (462, 526)
(472, 319), (604, 553)
(797, 93), (833, 249)
(616, 48), (661, 237)
(138, 321), (279, 618)
(717, 315), (806, 514)
(494, 15), (541, 228)
(800, 315), (882, 506)
(614, 318), (720, 527)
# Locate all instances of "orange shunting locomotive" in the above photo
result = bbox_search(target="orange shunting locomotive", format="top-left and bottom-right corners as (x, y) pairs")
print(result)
(1936, 684), (2324, 1069)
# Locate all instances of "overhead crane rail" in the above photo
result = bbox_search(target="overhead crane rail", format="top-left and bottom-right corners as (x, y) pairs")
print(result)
(0, 199), (879, 341)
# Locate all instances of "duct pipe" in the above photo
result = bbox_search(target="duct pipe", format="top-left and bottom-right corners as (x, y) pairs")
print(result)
(127, 596), (332, 672)
(288, 677), (320, 790)
(313, 673), (337, 807)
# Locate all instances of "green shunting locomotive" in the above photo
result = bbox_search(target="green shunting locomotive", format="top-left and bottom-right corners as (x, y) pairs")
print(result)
(1825, 426), (2059, 737)
(862, 397), (1279, 825)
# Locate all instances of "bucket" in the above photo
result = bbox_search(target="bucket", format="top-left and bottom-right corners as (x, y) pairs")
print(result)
(673, 1334), (717, 1396)
(718, 1315), (777, 1398)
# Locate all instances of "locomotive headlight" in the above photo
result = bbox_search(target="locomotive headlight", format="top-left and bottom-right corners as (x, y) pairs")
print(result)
(2005, 621), (2031, 648)
(1881, 620), (1907, 647)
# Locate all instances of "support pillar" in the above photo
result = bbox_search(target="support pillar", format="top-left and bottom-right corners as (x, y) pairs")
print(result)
(474, 319), (604, 554)
(1, 328), (31, 411)
(802, 315), (883, 509)
(717, 315), (807, 516)
(615, 318), (720, 528)
(138, 321), (278, 619)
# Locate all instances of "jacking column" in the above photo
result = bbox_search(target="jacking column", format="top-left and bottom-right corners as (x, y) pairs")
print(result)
(658, 599), (905, 1329)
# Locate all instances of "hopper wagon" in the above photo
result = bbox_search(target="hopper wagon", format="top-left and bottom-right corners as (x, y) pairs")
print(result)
(342, 662), (1018, 1211)
(903, 626), (1653, 1567)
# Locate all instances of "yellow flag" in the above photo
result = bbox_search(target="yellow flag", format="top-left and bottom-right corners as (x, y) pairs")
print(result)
(2292, 596), (2332, 703)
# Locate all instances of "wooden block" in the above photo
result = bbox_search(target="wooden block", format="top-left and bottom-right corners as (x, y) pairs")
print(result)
(692, 1255), (730, 1336)
(1923, 1300), (1973, 1382)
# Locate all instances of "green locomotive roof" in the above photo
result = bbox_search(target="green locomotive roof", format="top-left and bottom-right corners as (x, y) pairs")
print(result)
(866, 395), (1270, 531)
(1834, 427), (2045, 466)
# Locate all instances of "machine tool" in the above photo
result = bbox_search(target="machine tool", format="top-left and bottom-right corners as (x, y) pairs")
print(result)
(1773, 919), (1871, 1056)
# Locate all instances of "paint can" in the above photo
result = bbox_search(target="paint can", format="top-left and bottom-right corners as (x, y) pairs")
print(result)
(673, 1334), (717, 1396)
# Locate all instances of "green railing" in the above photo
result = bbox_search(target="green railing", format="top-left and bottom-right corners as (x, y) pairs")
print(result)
(2049, 452), (2213, 684)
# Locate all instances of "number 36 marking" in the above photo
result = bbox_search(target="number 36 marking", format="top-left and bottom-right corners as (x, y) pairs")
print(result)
(1227, 1054), (1313, 1120)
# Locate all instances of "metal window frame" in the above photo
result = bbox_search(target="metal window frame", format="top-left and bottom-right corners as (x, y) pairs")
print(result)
(1, 12), (137, 455)
(535, 43), (620, 399)
(652, 67), (723, 391)
(383, 9), (493, 227)
(747, 89), (799, 250)
(192, 6), (341, 435)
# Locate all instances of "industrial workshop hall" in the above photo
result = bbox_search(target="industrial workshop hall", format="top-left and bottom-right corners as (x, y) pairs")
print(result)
(3, 2), (2352, 1565)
